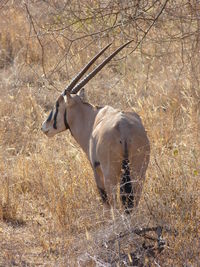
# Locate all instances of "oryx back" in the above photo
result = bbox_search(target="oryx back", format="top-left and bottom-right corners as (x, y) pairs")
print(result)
(91, 107), (150, 213)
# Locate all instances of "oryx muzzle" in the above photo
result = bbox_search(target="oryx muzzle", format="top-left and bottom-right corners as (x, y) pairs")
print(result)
(41, 41), (150, 213)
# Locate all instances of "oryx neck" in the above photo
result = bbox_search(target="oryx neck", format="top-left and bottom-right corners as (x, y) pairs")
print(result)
(68, 102), (98, 156)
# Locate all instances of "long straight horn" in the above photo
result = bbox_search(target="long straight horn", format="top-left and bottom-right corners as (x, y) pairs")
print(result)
(71, 40), (133, 94)
(62, 43), (112, 95)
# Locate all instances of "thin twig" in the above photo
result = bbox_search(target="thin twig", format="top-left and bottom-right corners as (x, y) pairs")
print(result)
(24, 3), (46, 78)
(129, 0), (170, 55)
(0, 0), (9, 11)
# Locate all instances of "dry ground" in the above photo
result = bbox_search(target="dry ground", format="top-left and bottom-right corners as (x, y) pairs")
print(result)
(0, 1), (199, 266)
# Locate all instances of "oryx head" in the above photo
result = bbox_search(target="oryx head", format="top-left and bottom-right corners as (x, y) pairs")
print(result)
(41, 40), (133, 137)
(41, 94), (68, 137)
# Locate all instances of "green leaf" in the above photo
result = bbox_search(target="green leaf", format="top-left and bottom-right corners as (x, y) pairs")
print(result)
(173, 149), (178, 156)
(193, 170), (198, 176)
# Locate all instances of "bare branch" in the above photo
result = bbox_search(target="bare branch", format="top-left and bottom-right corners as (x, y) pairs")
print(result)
(24, 3), (46, 78)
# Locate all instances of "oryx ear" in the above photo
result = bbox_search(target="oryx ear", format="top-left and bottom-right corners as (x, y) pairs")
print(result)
(58, 94), (64, 103)
(77, 88), (87, 102)
(66, 92), (74, 106)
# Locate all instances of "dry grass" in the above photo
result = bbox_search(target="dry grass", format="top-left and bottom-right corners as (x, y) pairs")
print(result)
(0, 1), (199, 266)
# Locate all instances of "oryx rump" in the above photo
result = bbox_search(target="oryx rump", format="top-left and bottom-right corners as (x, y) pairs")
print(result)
(41, 41), (150, 213)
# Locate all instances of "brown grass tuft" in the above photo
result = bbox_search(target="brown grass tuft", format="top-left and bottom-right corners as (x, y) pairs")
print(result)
(0, 1), (199, 266)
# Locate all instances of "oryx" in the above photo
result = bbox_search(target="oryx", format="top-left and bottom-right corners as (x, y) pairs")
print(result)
(41, 41), (150, 213)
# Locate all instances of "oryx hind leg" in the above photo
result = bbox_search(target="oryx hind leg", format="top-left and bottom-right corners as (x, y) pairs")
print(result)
(93, 163), (109, 206)
(101, 166), (121, 209)
(130, 152), (150, 207)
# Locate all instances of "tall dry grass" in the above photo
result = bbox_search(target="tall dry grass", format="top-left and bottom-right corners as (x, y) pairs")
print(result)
(0, 1), (199, 266)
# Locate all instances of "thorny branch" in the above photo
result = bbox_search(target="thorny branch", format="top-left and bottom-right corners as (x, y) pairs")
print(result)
(107, 225), (175, 244)
(129, 0), (170, 55)
(23, 0), (170, 87)
(0, 0), (9, 10)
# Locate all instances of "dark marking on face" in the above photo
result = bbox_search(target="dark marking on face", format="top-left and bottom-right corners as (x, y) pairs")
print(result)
(94, 161), (100, 168)
(53, 101), (59, 129)
(97, 186), (109, 204)
(64, 109), (70, 130)
(47, 110), (53, 122)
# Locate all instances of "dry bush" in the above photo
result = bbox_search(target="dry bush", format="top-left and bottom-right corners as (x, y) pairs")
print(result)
(0, 0), (199, 266)
(0, 5), (41, 68)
